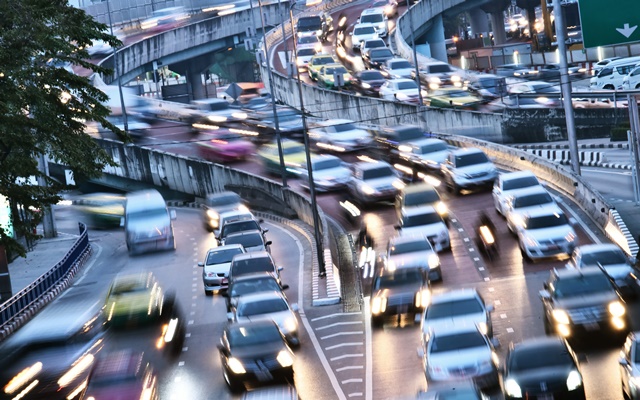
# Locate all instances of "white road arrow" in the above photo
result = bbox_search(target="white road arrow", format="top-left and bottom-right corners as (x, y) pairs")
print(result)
(616, 23), (638, 38)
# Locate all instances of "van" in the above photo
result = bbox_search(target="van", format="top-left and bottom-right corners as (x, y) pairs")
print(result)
(590, 56), (640, 90)
(121, 189), (176, 255)
(358, 8), (388, 38)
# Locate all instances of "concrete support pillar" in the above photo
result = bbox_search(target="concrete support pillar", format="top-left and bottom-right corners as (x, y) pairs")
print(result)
(469, 9), (489, 37)
(425, 14), (447, 63)
(488, 11), (507, 45)
(188, 69), (206, 100)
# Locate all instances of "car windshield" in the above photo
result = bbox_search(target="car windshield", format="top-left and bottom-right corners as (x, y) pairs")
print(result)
(365, 39), (386, 49)
(362, 166), (394, 180)
(417, 142), (448, 154)
(298, 17), (321, 30)
(430, 331), (486, 353)
(325, 66), (347, 75)
(314, 158), (342, 170)
(283, 144), (305, 154)
(513, 192), (553, 208)
(206, 248), (244, 264)
(206, 194), (240, 207)
(298, 36), (318, 44)
(374, 268), (423, 290)
(404, 190), (439, 206)
(455, 152), (488, 167)
(332, 123), (357, 132)
(478, 78), (499, 93)
(298, 48), (316, 57)
(238, 297), (288, 316)
(581, 250), (628, 266)
(222, 220), (260, 236)
(360, 70), (384, 80)
(111, 278), (150, 295)
(403, 212), (442, 227)
(509, 344), (574, 371)
(391, 60), (411, 69)
(553, 274), (613, 298)
(225, 233), (264, 248)
(361, 14), (383, 23)
(227, 323), (282, 347)
(397, 81), (417, 90)
(428, 64), (453, 73)
(426, 298), (484, 319)
(312, 57), (335, 66)
(502, 176), (539, 191)
(232, 257), (275, 276)
(524, 213), (568, 229)
(355, 26), (376, 35)
(371, 49), (393, 58)
(230, 278), (281, 297)
(389, 240), (431, 255)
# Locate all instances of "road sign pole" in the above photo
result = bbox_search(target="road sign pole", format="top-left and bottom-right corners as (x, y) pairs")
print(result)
(628, 94), (640, 204)
(553, 0), (580, 175)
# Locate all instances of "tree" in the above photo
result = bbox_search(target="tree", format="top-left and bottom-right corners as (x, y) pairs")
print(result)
(0, 0), (126, 257)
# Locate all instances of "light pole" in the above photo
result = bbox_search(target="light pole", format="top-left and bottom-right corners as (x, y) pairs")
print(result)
(106, 0), (128, 132)
(409, 6), (425, 106)
(288, 1), (325, 277)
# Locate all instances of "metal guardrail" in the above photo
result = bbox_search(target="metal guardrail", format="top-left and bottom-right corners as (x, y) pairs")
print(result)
(0, 223), (92, 342)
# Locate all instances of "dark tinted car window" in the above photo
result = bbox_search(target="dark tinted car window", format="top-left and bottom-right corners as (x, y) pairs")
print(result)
(455, 152), (488, 167)
(225, 232), (264, 248)
(221, 220), (260, 236)
(524, 213), (568, 229)
(374, 268), (423, 290)
(509, 343), (574, 371)
(426, 298), (484, 319)
(581, 250), (628, 266)
(206, 248), (245, 264)
(553, 274), (613, 298)
(502, 176), (539, 191)
(403, 212), (442, 227)
(404, 190), (439, 206)
(431, 332), (485, 353)
(513, 192), (553, 208)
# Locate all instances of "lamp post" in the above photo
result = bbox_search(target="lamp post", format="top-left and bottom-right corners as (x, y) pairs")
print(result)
(408, 6), (424, 106)
(106, 0), (128, 132)
(288, 2), (325, 277)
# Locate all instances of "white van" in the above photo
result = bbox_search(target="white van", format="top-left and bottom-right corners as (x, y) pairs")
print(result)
(590, 56), (640, 90)
(121, 189), (176, 255)
(622, 64), (640, 90)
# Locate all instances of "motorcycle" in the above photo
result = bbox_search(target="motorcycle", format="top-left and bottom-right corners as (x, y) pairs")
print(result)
(475, 214), (499, 261)
(358, 246), (376, 279)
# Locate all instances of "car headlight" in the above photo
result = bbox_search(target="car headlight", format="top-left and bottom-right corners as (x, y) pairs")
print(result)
(398, 144), (412, 153)
(231, 112), (247, 120)
(415, 289), (431, 308)
(566, 370), (582, 391)
(392, 179), (405, 190)
(525, 236), (539, 247)
(208, 115), (227, 123)
(435, 201), (447, 216)
(505, 378), (523, 398)
(277, 350), (294, 367)
(427, 253), (440, 270)
(238, 204), (249, 212)
(206, 209), (219, 220)
(609, 301), (626, 317)
(371, 296), (387, 315)
(361, 82), (371, 89)
(227, 357), (246, 374)
(284, 317), (298, 332)
(552, 309), (571, 325)
(428, 76), (441, 84)
(361, 184), (376, 195)
(451, 75), (461, 82)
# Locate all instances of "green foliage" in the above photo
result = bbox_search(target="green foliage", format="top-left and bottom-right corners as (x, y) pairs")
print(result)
(611, 122), (631, 142)
(0, 0), (126, 257)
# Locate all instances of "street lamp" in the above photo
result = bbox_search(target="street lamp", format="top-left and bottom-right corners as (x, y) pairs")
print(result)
(105, 0), (128, 132)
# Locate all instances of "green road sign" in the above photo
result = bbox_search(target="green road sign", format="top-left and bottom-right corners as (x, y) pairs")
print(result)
(578, 0), (640, 48)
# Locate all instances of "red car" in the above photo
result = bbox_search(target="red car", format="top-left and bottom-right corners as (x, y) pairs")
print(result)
(84, 350), (158, 400)
(197, 129), (256, 163)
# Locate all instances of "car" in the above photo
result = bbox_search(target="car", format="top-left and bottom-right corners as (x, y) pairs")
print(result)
(241, 96), (272, 112)
(201, 191), (249, 232)
(196, 129), (256, 163)
(296, 35), (322, 53)
(72, 192), (125, 229)
(592, 56), (623, 75)
(217, 216), (268, 243)
(567, 243), (638, 299)
(539, 266), (629, 339)
(140, 6), (189, 33)
(308, 119), (372, 153)
(396, 205), (450, 252)
(350, 24), (379, 49)
(421, 289), (494, 337)
(370, 266), (431, 327)
(492, 170), (543, 216)
(222, 230), (273, 253)
(213, 209), (256, 237)
(381, 57), (414, 79)
(228, 291), (300, 346)
(190, 98), (248, 128)
(298, 154), (351, 192)
(419, 325), (500, 390)
(317, 64), (353, 89)
(243, 106), (305, 142)
(467, 73), (508, 100)
(534, 63), (565, 81)
(224, 272), (290, 312)
(413, 62), (466, 90)
(361, 38), (387, 57)
(440, 148), (498, 195)
(379, 78), (424, 105)
(370, 0), (398, 18)
(102, 271), (165, 329)
(503, 337), (586, 400)
(623, 64), (640, 90)
(484, 94), (562, 112)
(307, 54), (339, 81)
(494, 63), (538, 79)
(504, 186), (560, 233)
(242, 384), (299, 400)
(228, 251), (283, 285)
(362, 47), (395, 70)
(217, 321), (295, 393)
(257, 140), (308, 177)
(395, 183), (448, 221)
(620, 331), (640, 400)
(384, 235), (441, 281)
(417, 382), (487, 399)
(295, 47), (319, 72)
(295, 13), (332, 41)
(425, 87), (483, 110)
(199, 244), (247, 295)
(84, 350), (159, 400)
(370, 124), (429, 163)
(351, 69), (386, 96)
(358, 8), (388, 38)
(346, 160), (404, 206)
(396, 138), (450, 176)
(514, 208), (578, 261)
(508, 81), (561, 95)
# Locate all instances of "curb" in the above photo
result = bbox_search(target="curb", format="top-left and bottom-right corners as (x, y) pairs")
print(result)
(601, 163), (633, 170)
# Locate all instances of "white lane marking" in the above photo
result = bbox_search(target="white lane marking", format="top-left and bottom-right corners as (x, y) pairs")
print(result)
(337, 366), (364, 372)
(364, 297), (372, 400)
(506, 327), (514, 333)
(76, 241), (103, 282)
(311, 312), (363, 321)
(277, 51), (293, 68)
(317, 321), (363, 330)
(321, 332), (365, 340)
(325, 342), (364, 350)
(348, 394), (363, 398)
(500, 313), (507, 319)
(331, 354), (364, 361)
(495, 300), (501, 305)
(279, 225), (347, 400)
(342, 379), (363, 384)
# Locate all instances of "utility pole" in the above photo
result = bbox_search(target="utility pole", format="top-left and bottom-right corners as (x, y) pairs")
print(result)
(106, 0), (128, 132)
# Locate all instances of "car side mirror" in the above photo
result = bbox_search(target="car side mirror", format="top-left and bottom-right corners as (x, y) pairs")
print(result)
(282, 283), (290, 290)
(491, 338), (501, 348)
(291, 303), (299, 312)
(226, 312), (234, 321)
(619, 357), (628, 366)
(486, 304), (495, 313)
(277, 266), (284, 272)
(170, 209), (177, 220)
(265, 241), (273, 246)
(539, 289), (551, 299)
(263, 228), (269, 234)
(197, 262), (204, 267)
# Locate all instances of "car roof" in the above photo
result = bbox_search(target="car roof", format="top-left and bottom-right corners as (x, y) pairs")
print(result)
(361, 7), (384, 15)
(450, 147), (485, 156)
(401, 182), (438, 194)
(236, 290), (287, 303)
(511, 336), (568, 352)
(388, 234), (430, 247)
(574, 243), (624, 254)
(316, 118), (356, 126)
(232, 250), (271, 261)
(430, 288), (481, 304)
(220, 209), (254, 220)
(553, 265), (608, 279)
(388, 57), (409, 64)
(402, 205), (438, 216)
(429, 323), (482, 336)
(354, 160), (393, 170)
(224, 230), (264, 240)
(499, 170), (537, 181)
(390, 78), (415, 84)
(207, 244), (245, 253)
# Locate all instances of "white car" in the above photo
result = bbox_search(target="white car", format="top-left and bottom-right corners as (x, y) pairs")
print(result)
(440, 148), (498, 195)
(308, 119), (373, 153)
(622, 65), (640, 90)
(421, 289), (494, 337)
(295, 47), (319, 71)
(379, 78), (424, 105)
(396, 206), (450, 252)
(198, 244), (246, 295)
(228, 291), (300, 347)
(346, 160), (404, 206)
(514, 209), (578, 261)
(492, 170), (543, 215)
(397, 138), (450, 174)
(358, 8), (388, 37)
(419, 325), (500, 390)
(360, 38), (387, 60)
(385, 235), (441, 281)
(299, 154), (352, 192)
(213, 209), (255, 238)
(221, 231), (272, 253)
(620, 332), (640, 400)
(568, 243), (636, 299)
(350, 24), (379, 49)
(382, 57), (414, 79)
(296, 35), (322, 52)
(508, 81), (561, 95)
(504, 187), (560, 233)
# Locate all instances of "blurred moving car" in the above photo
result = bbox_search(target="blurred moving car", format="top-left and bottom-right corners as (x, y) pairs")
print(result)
(421, 288), (494, 337)
(295, 47), (319, 72)
(296, 35), (322, 53)
(484, 94), (562, 112)
(370, 266), (431, 327)
(379, 78), (424, 105)
(307, 54), (339, 81)
(199, 244), (247, 295)
(395, 183), (448, 221)
(201, 191), (248, 232)
(361, 38), (387, 57)
(620, 331), (640, 400)
(396, 138), (450, 176)
(508, 81), (561, 95)
(492, 170), (543, 216)
(298, 154), (352, 192)
(440, 148), (498, 195)
(370, 124), (429, 164)
(384, 235), (441, 281)
(218, 321), (295, 393)
(72, 192), (125, 229)
(503, 337), (586, 400)
(213, 209), (255, 238)
(413, 62), (466, 90)
(242, 384), (299, 400)
(381, 58), (414, 79)
(351, 69), (387, 96)
(346, 160), (404, 206)
(121, 189), (177, 255)
(243, 106), (305, 142)
(317, 64), (353, 89)
(370, 0), (398, 17)
(494, 63), (537, 79)
(467, 73), (507, 100)
(196, 129), (256, 163)
(140, 6), (189, 33)
(257, 140), (308, 177)
(217, 215), (268, 243)
(358, 8), (388, 38)
(350, 24), (379, 49)
(504, 187), (559, 234)
(362, 47), (395, 70)
(102, 272), (165, 329)
(308, 119), (372, 153)
(224, 272), (289, 312)
(228, 251), (283, 285)
(222, 231), (273, 253)
(417, 382), (487, 399)
(425, 87), (483, 110)
(396, 205), (450, 252)
(514, 209), (578, 261)
(190, 98), (248, 130)
(84, 350), (158, 400)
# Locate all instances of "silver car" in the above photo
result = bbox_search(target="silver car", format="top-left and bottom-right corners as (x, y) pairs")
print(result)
(397, 138), (451, 175)
(421, 289), (494, 337)
(199, 244), (246, 295)
(504, 186), (559, 234)
(441, 148), (498, 195)
(396, 206), (450, 252)
(346, 160), (404, 206)
(385, 235), (441, 281)
(299, 154), (351, 193)
(228, 291), (300, 347)
(492, 170), (543, 216)
(620, 331), (640, 400)
(514, 209), (578, 261)
(308, 119), (373, 153)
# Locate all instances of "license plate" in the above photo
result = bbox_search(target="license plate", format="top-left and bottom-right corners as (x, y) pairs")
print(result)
(583, 322), (600, 331)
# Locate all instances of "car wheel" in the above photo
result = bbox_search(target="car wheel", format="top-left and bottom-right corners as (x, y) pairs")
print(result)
(204, 289), (212, 296)
(223, 370), (244, 393)
(543, 314), (552, 335)
(604, 85), (615, 90)
(520, 245), (531, 262)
